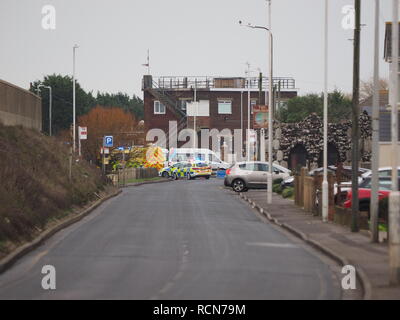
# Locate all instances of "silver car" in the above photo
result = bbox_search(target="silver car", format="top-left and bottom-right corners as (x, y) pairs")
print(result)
(224, 161), (291, 192)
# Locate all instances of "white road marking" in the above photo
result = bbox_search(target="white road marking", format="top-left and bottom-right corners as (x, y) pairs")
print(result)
(246, 242), (299, 249)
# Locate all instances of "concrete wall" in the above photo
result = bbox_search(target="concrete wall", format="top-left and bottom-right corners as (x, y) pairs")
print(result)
(0, 79), (42, 131)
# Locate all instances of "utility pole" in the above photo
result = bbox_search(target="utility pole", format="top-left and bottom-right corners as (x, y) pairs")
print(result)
(241, 90), (244, 160)
(351, 0), (361, 232)
(370, 0), (380, 243)
(322, 0), (329, 223)
(258, 72), (265, 161)
(389, 0), (400, 285)
(277, 81), (281, 121)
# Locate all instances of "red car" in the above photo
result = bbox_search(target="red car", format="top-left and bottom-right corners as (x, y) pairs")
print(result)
(343, 177), (397, 213)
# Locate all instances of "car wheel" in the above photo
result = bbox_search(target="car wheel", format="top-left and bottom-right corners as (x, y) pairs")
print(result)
(162, 171), (169, 178)
(232, 179), (246, 193)
(205, 176), (210, 180)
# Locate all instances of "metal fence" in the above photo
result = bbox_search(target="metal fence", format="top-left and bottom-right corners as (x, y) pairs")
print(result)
(108, 167), (159, 187)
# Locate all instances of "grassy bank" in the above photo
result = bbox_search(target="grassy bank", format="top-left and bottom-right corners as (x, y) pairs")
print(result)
(0, 123), (111, 258)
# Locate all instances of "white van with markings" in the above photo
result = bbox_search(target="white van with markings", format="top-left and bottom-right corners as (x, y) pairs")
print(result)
(168, 148), (230, 170)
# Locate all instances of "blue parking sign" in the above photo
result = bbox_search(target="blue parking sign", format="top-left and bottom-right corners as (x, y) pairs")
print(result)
(104, 136), (113, 147)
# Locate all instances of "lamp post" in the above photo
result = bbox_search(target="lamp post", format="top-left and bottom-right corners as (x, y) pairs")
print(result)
(38, 85), (52, 136)
(239, 18), (274, 203)
(370, 0), (380, 242)
(322, 0), (329, 222)
(389, 0), (400, 285)
(73, 44), (79, 153)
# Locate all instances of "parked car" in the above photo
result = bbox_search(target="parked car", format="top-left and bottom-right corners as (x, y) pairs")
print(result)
(342, 177), (399, 214)
(334, 167), (398, 203)
(281, 175), (294, 189)
(308, 165), (370, 177)
(361, 166), (400, 179)
(308, 166), (370, 203)
(224, 161), (291, 192)
(185, 162), (212, 180)
(158, 161), (191, 179)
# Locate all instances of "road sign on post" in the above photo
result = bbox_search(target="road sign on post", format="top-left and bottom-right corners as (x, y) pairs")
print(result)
(102, 136), (113, 175)
(79, 127), (87, 140)
(104, 136), (113, 148)
(253, 105), (269, 129)
(78, 127), (87, 157)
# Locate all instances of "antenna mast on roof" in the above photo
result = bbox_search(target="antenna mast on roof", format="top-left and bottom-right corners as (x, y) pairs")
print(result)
(142, 49), (150, 75)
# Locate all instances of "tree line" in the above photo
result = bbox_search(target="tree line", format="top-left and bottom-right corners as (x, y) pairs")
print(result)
(277, 78), (388, 123)
(30, 74), (144, 136)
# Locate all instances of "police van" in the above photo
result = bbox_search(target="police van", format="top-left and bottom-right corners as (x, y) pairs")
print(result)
(167, 148), (229, 170)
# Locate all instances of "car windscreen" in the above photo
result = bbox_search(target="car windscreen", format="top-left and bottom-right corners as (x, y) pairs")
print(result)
(194, 163), (208, 167)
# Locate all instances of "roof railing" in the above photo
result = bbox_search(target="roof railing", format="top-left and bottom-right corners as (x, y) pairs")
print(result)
(151, 76), (296, 90)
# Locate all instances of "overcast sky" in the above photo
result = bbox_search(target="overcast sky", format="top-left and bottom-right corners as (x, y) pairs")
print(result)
(0, 0), (394, 98)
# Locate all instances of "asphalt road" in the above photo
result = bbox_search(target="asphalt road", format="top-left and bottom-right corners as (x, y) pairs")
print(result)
(0, 178), (342, 299)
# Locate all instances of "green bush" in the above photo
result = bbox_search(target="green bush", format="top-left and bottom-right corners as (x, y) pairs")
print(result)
(273, 178), (283, 185)
(273, 183), (282, 194)
(282, 187), (294, 198)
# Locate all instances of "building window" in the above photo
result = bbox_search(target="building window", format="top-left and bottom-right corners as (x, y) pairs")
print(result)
(154, 101), (166, 114)
(218, 100), (232, 114)
(179, 99), (191, 112)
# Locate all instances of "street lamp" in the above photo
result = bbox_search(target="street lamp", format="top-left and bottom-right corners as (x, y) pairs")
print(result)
(322, 0), (329, 223)
(239, 17), (274, 204)
(389, 0), (400, 285)
(73, 44), (79, 153)
(38, 84), (52, 136)
(370, 0), (380, 242)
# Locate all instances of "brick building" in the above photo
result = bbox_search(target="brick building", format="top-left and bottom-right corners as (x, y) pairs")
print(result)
(142, 75), (297, 155)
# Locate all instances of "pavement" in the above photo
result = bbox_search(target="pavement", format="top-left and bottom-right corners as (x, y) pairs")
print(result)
(0, 179), (345, 300)
(241, 189), (400, 300)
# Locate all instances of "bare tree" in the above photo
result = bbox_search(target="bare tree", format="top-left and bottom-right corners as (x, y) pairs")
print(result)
(360, 77), (388, 101)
